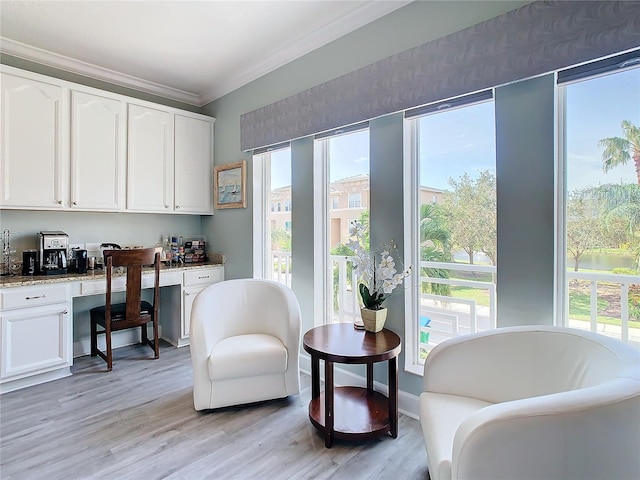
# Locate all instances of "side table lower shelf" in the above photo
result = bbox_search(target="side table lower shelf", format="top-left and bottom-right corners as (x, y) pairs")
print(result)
(308, 386), (391, 441)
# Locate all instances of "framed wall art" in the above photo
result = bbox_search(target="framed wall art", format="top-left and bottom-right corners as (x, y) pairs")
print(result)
(214, 161), (247, 209)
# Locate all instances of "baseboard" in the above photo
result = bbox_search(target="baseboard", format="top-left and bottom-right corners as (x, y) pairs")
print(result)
(74, 326), (169, 357)
(299, 352), (419, 420)
(0, 367), (71, 394)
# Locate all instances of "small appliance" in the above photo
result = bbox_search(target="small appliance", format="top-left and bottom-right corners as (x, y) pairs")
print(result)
(22, 249), (37, 275)
(75, 249), (88, 274)
(38, 231), (69, 275)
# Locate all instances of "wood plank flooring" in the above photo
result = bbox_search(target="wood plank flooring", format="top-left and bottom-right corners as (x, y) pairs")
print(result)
(1, 342), (429, 480)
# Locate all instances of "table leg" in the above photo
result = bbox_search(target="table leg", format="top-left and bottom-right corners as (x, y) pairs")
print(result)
(311, 355), (320, 399)
(324, 360), (334, 448)
(366, 363), (373, 391)
(388, 356), (398, 438)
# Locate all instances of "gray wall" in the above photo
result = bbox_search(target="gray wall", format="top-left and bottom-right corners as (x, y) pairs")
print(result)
(0, 210), (202, 254)
(496, 74), (557, 326)
(201, 0), (528, 280)
(202, 1), (535, 397)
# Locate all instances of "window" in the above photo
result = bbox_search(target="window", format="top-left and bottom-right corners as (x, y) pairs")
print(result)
(252, 145), (292, 286)
(314, 125), (370, 326)
(404, 92), (497, 375)
(348, 193), (361, 208)
(558, 53), (639, 345)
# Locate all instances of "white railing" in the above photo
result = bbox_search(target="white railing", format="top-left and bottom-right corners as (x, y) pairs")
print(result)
(566, 270), (638, 346)
(419, 261), (497, 356)
(270, 251), (292, 287)
(330, 255), (360, 324)
(270, 251), (639, 350)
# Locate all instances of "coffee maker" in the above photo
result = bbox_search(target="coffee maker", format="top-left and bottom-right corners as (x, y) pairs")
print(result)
(38, 231), (69, 275)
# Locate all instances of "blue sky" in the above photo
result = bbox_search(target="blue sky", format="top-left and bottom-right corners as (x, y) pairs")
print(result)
(270, 67), (639, 191)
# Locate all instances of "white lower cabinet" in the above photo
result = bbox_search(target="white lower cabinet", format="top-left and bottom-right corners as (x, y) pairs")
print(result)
(0, 284), (72, 393)
(161, 267), (224, 347)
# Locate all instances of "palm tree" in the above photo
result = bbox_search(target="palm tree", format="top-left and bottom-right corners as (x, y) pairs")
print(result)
(419, 203), (452, 295)
(599, 120), (640, 184)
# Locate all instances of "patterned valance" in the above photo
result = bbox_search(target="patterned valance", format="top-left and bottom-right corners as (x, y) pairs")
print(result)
(241, 1), (640, 151)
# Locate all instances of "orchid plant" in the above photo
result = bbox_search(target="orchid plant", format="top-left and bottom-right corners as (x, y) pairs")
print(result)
(347, 221), (412, 311)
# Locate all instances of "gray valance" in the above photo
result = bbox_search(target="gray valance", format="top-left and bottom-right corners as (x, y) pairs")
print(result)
(241, 0), (640, 152)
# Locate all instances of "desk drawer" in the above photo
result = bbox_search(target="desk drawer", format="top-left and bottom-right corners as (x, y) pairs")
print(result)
(1, 284), (68, 311)
(81, 277), (126, 295)
(183, 268), (223, 287)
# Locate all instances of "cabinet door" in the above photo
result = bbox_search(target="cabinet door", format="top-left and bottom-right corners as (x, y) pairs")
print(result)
(127, 104), (174, 212)
(174, 114), (214, 214)
(0, 72), (67, 208)
(1, 303), (71, 379)
(182, 286), (202, 338)
(70, 91), (125, 211)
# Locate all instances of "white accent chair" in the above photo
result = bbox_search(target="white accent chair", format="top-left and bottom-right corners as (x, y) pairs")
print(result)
(190, 278), (301, 410)
(419, 325), (640, 480)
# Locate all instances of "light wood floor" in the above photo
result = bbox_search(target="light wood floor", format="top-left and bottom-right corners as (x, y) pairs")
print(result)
(1, 342), (429, 480)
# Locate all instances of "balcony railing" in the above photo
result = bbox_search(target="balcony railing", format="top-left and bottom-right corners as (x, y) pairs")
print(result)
(270, 252), (639, 353)
(566, 270), (638, 347)
(418, 261), (497, 358)
(270, 251), (292, 287)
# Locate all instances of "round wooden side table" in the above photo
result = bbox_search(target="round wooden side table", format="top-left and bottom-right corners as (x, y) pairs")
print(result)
(302, 323), (402, 448)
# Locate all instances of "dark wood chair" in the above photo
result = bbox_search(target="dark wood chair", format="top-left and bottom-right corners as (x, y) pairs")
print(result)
(90, 247), (162, 371)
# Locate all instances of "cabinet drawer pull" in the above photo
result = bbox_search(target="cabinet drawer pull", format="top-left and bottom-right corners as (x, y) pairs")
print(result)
(198, 275), (210, 279)
(25, 294), (47, 300)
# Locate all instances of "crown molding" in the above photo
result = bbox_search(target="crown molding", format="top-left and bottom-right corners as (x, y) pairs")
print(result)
(0, 37), (202, 106)
(198, 1), (413, 105)
(1, 1), (410, 107)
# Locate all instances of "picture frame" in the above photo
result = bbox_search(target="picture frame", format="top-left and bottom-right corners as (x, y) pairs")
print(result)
(214, 161), (247, 209)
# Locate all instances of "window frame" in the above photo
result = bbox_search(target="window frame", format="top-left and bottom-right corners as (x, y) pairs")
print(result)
(403, 90), (497, 376)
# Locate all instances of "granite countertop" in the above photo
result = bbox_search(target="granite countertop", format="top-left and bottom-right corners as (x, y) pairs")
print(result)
(0, 262), (224, 288)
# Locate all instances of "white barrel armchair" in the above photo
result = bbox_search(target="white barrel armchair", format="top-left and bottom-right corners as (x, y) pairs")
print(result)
(419, 325), (640, 480)
(190, 278), (301, 410)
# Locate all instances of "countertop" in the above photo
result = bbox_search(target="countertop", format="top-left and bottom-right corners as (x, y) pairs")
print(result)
(0, 262), (224, 288)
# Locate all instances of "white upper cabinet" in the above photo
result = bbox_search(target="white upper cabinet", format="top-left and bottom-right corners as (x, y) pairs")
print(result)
(0, 72), (68, 209)
(0, 66), (215, 214)
(70, 90), (126, 211)
(127, 104), (175, 212)
(174, 114), (214, 213)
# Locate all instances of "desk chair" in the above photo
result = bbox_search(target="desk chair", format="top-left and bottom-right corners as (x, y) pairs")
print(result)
(90, 247), (162, 371)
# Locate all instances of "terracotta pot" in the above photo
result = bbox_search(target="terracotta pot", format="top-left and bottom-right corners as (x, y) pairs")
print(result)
(360, 307), (388, 333)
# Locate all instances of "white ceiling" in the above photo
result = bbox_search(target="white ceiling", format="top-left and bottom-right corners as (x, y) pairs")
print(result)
(0, 0), (411, 106)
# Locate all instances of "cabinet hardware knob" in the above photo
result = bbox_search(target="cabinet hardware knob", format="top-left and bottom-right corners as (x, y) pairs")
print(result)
(176, 205), (180, 209)
(63, 310), (68, 315)
(185, 292), (191, 296)
(57, 200), (63, 205)
(165, 205), (169, 208)
(73, 201), (77, 205)
(25, 294), (46, 300)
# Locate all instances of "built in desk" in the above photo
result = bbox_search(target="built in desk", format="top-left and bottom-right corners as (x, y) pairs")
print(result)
(0, 262), (224, 393)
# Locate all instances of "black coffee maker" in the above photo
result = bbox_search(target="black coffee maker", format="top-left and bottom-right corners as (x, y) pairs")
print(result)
(38, 231), (69, 275)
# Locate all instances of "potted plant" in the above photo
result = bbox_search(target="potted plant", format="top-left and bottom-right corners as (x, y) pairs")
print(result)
(348, 221), (411, 332)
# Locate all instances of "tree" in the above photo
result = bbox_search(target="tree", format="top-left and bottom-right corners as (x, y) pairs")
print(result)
(419, 203), (451, 295)
(442, 170), (497, 265)
(599, 120), (640, 184)
(566, 193), (605, 271)
(582, 183), (640, 269)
